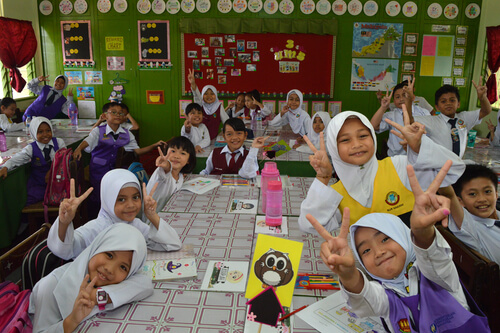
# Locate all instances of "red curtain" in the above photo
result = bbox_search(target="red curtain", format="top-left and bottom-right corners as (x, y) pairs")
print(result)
(486, 26), (500, 104)
(0, 17), (37, 93)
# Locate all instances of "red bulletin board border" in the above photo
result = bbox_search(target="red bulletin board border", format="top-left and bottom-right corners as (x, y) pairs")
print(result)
(183, 33), (334, 97)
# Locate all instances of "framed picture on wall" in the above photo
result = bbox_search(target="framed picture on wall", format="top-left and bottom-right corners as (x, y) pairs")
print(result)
(401, 73), (414, 83)
(456, 26), (468, 35)
(403, 45), (417, 56)
(61, 21), (93, 62)
(453, 58), (464, 67)
(455, 78), (466, 87)
(278, 100), (287, 113)
(262, 100), (276, 115)
(456, 37), (467, 46)
(455, 47), (466, 57)
(179, 99), (192, 118)
(138, 20), (170, 62)
(404, 33), (418, 45)
(453, 67), (464, 77)
(312, 101), (326, 112)
(402, 61), (416, 72)
(442, 77), (453, 85)
(147, 90), (165, 104)
(302, 101), (309, 112)
(328, 101), (342, 117)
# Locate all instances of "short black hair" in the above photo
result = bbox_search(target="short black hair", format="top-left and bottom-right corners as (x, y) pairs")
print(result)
(102, 102), (121, 113)
(119, 102), (129, 113)
(393, 80), (408, 95)
(0, 97), (16, 109)
(185, 103), (202, 116)
(246, 89), (261, 103)
(435, 85), (460, 105)
(223, 117), (246, 133)
(452, 164), (498, 198)
(166, 136), (196, 174)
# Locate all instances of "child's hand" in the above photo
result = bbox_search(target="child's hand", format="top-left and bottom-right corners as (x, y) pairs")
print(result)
(59, 179), (93, 225)
(142, 182), (159, 224)
(73, 149), (82, 161)
(380, 89), (392, 110)
(486, 119), (496, 133)
(376, 89), (383, 104)
(66, 274), (97, 330)
(296, 136), (305, 144)
(155, 146), (171, 171)
(472, 76), (487, 100)
(38, 75), (49, 82)
(252, 97), (263, 108)
(385, 104), (425, 153)
(67, 87), (73, 96)
(407, 160), (452, 248)
(251, 136), (269, 149)
(184, 119), (192, 133)
(402, 77), (415, 103)
(195, 145), (204, 153)
(0, 167), (7, 179)
(304, 133), (333, 184)
(155, 140), (166, 148)
(280, 105), (290, 116)
(292, 142), (302, 149)
(227, 102), (235, 110)
(187, 68), (196, 87)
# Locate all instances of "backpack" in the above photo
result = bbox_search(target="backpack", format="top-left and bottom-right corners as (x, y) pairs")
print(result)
(43, 147), (73, 207)
(128, 162), (149, 185)
(0, 282), (32, 333)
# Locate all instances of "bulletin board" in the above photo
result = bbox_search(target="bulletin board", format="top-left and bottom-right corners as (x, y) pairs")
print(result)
(183, 33), (335, 96)
(60, 21), (93, 62)
(138, 20), (170, 62)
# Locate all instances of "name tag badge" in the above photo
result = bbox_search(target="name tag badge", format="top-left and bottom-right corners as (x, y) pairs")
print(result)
(451, 128), (460, 142)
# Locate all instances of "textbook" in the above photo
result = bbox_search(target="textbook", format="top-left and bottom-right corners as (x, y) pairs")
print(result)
(141, 244), (197, 281)
(200, 260), (250, 292)
(181, 177), (221, 194)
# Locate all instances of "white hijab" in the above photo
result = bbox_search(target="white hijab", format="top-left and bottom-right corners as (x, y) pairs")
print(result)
(98, 169), (142, 224)
(326, 111), (378, 207)
(201, 85), (222, 115)
(307, 111), (331, 147)
(29, 116), (54, 141)
(350, 213), (416, 295)
(286, 89), (307, 135)
(53, 75), (68, 94)
(53, 223), (149, 320)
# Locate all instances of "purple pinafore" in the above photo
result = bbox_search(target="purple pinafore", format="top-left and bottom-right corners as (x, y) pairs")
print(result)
(384, 272), (490, 332)
(23, 86), (67, 121)
(211, 147), (249, 175)
(26, 138), (60, 206)
(202, 106), (222, 140)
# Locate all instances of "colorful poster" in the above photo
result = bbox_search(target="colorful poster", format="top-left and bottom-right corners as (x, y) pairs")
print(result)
(351, 58), (399, 91)
(420, 35), (454, 77)
(65, 71), (83, 85)
(76, 86), (95, 100)
(352, 22), (403, 58)
(84, 71), (102, 84)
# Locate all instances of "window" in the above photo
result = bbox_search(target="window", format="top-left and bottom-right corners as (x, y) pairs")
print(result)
(0, 60), (35, 99)
(480, 41), (500, 110)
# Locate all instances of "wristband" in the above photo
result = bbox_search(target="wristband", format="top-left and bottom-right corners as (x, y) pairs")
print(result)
(96, 288), (108, 311)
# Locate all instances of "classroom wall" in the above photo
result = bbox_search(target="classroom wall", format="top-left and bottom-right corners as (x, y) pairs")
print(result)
(28, 0), (486, 145)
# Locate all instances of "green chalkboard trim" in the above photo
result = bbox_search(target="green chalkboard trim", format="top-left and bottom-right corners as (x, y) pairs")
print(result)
(179, 18), (337, 36)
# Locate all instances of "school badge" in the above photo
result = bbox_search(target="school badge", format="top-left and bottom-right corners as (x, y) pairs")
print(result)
(398, 318), (411, 332)
(295, 113), (300, 118)
(457, 119), (465, 129)
(385, 191), (400, 206)
(450, 128), (459, 142)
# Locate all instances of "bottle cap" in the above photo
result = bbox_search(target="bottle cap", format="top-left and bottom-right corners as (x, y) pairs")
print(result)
(268, 180), (282, 190)
(263, 161), (277, 172)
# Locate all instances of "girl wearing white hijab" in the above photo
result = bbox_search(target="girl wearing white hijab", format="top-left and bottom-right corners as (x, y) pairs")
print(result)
(268, 89), (312, 136)
(298, 110), (465, 234)
(0, 116), (66, 205)
(47, 168), (182, 260)
(187, 69), (229, 140)
(30, 223), (153, 333)
(296, 111), (331, 153)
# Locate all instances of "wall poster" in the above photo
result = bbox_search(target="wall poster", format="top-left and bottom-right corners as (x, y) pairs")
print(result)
(61, 20), (93, 62)
(138, 20), (170, 62)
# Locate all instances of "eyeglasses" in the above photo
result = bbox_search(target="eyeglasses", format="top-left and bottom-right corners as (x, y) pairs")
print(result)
(107, 111), (126, 117)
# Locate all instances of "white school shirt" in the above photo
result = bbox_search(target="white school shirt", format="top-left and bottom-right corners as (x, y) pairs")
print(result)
(1, 138), (66, 171)
(491, 123), (500, 147)
(298, 135), (465, 234)
(227, 106), (245, 118)
(181, 123), (211, 149)
(83, 124), (139, 152)
(414, 110), (481, 158)
(389, 96), (434, 113)
(268, 109), (311, 136)
(0, 114), (25, 132)
(192, 87), (230, 124)
(448, 208), (500, 265)
(376, 104), (431, 156)
(147, 166), (184, 213)
(248, 105), (272, 119)
(342, 230), (468, 333)
(200, 145), (259, 179)
(27, 78), (71, 116)
(47, 215), (182, 260)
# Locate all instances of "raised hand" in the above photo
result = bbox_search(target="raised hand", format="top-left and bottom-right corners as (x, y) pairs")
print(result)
(143, 182), (159, 223)
(380, 89), (393, 110)
(59, 179), (93, 225)
(472, 76), (487, 100)
(65, 274), (97, 331)
(155, 146), (171, 171)
(304, 132), (333, 184)
(252, 96), (263, 108)
(486, 119), (496, 133)
(385, 104), (425, 153)
(184, 118), (192, 133)
(195, 145), (204, 153)
(68, 87), (73, 96)
(402, 76), (415, 103)
(38, 75), (49, 82)
(251, 136), (270, 149)
(280, 105), (290, 116)
(376, 89), (384, 103)
(187, 68), (196, 87)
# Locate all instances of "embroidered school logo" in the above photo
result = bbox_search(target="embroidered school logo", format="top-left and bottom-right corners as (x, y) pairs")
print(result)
(430, 324), (437, 332)
(385, 191), (400, 206)
(295, 113), (300, 118)
(103, 134), (111, 140)
(457, 119), (466, 129)
(398, 318), (411, 332)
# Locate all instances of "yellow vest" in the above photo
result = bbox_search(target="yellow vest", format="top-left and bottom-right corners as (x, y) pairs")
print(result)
(332, 158), (414, 225)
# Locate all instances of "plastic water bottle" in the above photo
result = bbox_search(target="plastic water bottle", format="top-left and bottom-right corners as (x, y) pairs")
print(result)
(265, 180), (283, 226)
(68, 101), (78, 126)
(0, 130), (7, 152)
(261, 162), (280, 213)
(256, 111), (263, 136)
(25, 116), (31, 136)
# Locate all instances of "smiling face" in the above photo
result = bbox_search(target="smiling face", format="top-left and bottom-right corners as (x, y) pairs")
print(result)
(235, 95), (245, 109)
(166, 146), (190, 173)
(458, 177), (498, 219)
(435, 92), (460, 117)
(245, 95), (255, 110)
(88, 250), (133, 287)
(312, 116), (325, 134)
(355, 227), (406, 280)
(114, 187), (142, 222)
(105, 105), (127, 127)
(336, 118), (375, 166)
(36, 122), (53, 144)
(187, 108), (203, 126)
(203, 88), (216, 104)
(53, 77), (66, 91)
(1, 102), (17, 118)
(223, 124), (247, 152)
(287, 93), (301, 110)
(392, 88), (406, 109)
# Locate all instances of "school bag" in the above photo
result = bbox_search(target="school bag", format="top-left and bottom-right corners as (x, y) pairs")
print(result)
(0, 281), (32, 333)
(128, 161), (149, 185)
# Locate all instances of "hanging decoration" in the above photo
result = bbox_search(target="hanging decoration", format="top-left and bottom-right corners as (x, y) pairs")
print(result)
(39, 0), (54, 15)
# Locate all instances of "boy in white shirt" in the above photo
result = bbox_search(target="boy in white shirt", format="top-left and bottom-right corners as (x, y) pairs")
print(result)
(181, 103), (210, 153)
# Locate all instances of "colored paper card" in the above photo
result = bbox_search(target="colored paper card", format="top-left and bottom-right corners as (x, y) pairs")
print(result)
(244, 304), (292, 332)
(263, 139), (291, 157)
(434, 56), (452, 77)
(141, 257), (197, 281)
(255, 215), (288, 235)
(246, 287), (285, 327)
(436, 36), (453, 57)
(420, 57), (435, 76)
(420, 35), (454, 77)
(245, 234), (303, 307)
(228, 199), (258, 214)
(421, 36), (437, 56)
(201, 261), (249, 292)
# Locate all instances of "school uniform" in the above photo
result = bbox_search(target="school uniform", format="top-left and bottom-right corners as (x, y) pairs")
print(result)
(200, 145), (259, 178)
(181, 123), (210, 149)
(30, 224), (153, 333)
(147, 166), (184, 213)
(389, 96), (433, 113)
(376, 104), (431, 156)
(344, 214), (488, 333)
(23, 75), (72, 121)
(267, 90), (312, 136)
(0, 113), (24, 132)
(192, 85), (229, 140)
(448, 208), (500, 265)
(296, 111), (331, 154)
(2, 117), (66, 205)
(298, 111), (465, 234)
(245, 105), (272, 120)
(491, 122), (500, 147)
(226, 106), (246, 118)
(47, 169), (182, 260)
(414, 110), (481, 158)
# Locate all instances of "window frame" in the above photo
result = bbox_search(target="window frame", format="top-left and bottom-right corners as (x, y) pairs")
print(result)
(479, 40), (500, 111)
(0, 60), (36, 100)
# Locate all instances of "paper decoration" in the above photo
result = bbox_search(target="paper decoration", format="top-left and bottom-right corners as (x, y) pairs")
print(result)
(228, 199), (258, 214)
(432, 24), (451, 33)
(420, 35), (454, 77)
(65, 71), (83, 84)
(105, 36), (124, 50)
(137, 0), (151, 13)
(196, 0), (211, 12)
(218, 0), (232, 13)
(61, 21), (93, 62)
(138, 21), (170, 62)
(245, 234), (303, 307)
(106, 56), (125, 70)
(332, 0), (346, 15)
(244, 304), (292, 333)
(263, 0), (278, 14)
(152, 0), (166, 13)
(78, 100), (96, 118)
(456, 26), (468, 35)
(427, 3), (442, 18)
(74, 0), (88, 14)
(328, 101), (341, 117)
(465, 3), (480, 19)
(146, 90), (165, 104)
(85, 71), (103, 84)
(248, 0), (263, 12)
(179, 99), (192, 118)
(402, 1), (417, 17)
(114, 0), (128, 12)
(347, 0), (362, 15)
(97, 0), (112, 13)
(315, 0), (330, 15)
(166, 0), (181, 13)
(402, 61), (416, 72)
(352, 22), (403, 59)
(181, 0), (195, 12)
(299, 0), (315, 14)
(443, 3), (458, 19)
(363, 0), (378, 17)
(351, 58), (399, 91)
(233, 0), (247, 12)
(385, 1), (400, 17)
(201, 261), (250, 292)
(59, 0), (73, 14)
(279, 0), (294, 15)
(76, 86), (95, 100)
(39, 0), (53, 15)
(246, 287), (285, 327)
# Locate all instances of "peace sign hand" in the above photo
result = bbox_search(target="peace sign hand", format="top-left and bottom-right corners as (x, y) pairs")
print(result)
(184, 118), (192, 133)
(143, 182), (159, 222)
(385, 104), (425, 153)
(59, 179), (93, 225)
(304, 132), (333, 183)
(66, 274), (97, 330)
(155, 146), (171, 172)
(402, 77), (415, 103)
(67, 87), (73, 96)
(187, 68), (196, 87)
(38, 75), (49, 82)
(380, 89), (393, 110)
(472, 76), (487, 100)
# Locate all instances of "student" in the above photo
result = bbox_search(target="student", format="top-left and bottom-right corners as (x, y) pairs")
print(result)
(187, 68), (229, 140)
(298, 109), (465, 234)
(295, 111), (331, 152)
(0, 97), (25, 132)
(225, 93), (246, 119)
(377, 89), (435, 114)
(30, 223), (153, 333)
(414, 79), (491, 158)
(0, 116), (66, 205)
(268, 89), (312, 137)
(307, 161), (490, 332)
(439, 164), (500, 265)
(181, 102), (210, 153)
(485, 116), (500, 146)
(92, 102), (140, 131)
(47, 168), (182, 260)
(23, 74), (74, 121)
(243, 89), (272, 120)
(200, 118), (268, 178)
(371, 79), (431, 156)
(147, 136), (196, 213)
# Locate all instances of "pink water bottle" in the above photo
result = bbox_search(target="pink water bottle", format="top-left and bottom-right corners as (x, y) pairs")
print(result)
(261, 162), (280, 213)
(265, 180), (283, 226)
(0, 130), (7, 152)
